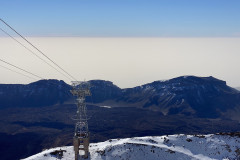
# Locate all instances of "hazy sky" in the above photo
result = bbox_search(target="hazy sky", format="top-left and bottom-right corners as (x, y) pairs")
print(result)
(0, 1), (240, 88)
(0, 37), (240, 88)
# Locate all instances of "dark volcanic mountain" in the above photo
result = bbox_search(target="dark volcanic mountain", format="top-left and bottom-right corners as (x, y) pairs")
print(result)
(91, 76), (240, 119)
(0, 79), (121, 108)
(0, 80), (72, 108)
(116, 76), (240, 118)
(1, 76), (240, 160)
(0, 76), (240, 118)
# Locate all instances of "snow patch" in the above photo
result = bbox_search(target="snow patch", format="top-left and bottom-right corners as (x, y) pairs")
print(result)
(100, 105), (112, 109)
(23, 134), (240, 160)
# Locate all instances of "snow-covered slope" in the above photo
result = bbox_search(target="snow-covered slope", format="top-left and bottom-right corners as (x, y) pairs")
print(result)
(23, 134), (240, 160)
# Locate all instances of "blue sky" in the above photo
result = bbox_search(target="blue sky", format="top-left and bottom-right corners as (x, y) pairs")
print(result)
(1, 0), (240, 37)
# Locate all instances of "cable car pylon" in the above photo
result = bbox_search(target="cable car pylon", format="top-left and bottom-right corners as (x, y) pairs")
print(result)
(70, 81), (91, 160)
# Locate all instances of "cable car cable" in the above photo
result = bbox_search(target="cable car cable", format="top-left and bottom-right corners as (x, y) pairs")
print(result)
(0, 27), (72, 81)
(0, 58), (44, 79)
(0, 18), (78, 81)
(0, 64), (37, 80)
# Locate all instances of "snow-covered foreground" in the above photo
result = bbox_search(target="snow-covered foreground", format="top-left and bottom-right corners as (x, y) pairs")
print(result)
(23, 134), (240, 160)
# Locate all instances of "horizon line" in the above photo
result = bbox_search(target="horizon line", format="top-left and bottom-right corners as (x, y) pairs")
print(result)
(1, 36), (240, 38)
(0, 75), (239, 88)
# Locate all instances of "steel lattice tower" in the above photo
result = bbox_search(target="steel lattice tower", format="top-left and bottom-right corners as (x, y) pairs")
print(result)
(70, 81), (91, 160)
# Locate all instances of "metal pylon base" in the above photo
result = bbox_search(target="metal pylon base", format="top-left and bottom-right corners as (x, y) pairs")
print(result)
(73, 136), (89, 160)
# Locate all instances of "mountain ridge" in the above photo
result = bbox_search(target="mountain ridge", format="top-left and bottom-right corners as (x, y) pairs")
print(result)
(1, 76), (240, 119)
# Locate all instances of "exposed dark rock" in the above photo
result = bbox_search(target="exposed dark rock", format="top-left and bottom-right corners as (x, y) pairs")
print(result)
(1, 76), (240, 119)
